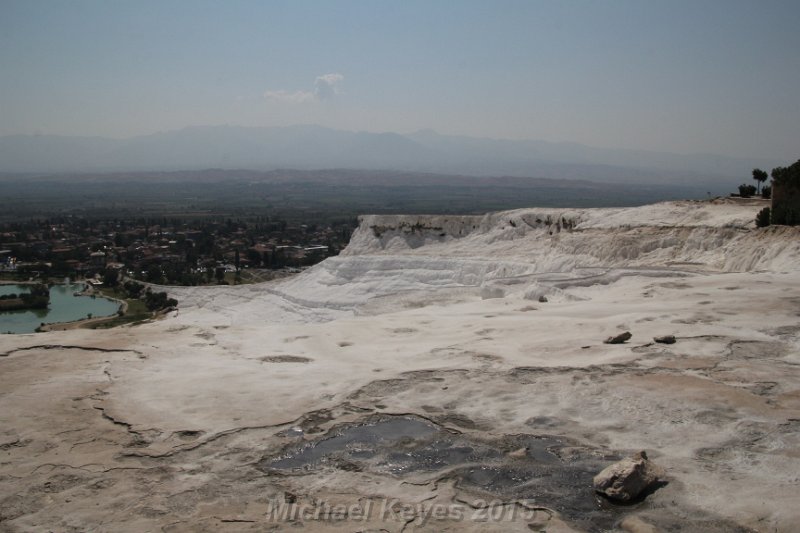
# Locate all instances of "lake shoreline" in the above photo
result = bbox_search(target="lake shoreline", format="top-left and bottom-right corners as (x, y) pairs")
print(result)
(38, 288), (127, 331)
(0, 283), (122, 334)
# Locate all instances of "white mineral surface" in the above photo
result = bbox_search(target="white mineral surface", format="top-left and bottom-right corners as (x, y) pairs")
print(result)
(1, 198), (798, 532)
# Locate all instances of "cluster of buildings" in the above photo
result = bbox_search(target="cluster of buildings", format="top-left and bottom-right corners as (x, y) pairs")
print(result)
(0, 217), (356, 284)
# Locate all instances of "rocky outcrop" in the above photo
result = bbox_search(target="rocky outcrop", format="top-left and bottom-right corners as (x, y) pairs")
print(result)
(593, 451), (665, 502)
(342, 202), (800, 273)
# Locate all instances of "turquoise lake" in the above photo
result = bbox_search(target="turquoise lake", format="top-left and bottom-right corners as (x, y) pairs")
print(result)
(0, 283), (121, 334)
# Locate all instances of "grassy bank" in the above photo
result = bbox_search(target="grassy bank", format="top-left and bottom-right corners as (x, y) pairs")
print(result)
(91, 287), (152, 329)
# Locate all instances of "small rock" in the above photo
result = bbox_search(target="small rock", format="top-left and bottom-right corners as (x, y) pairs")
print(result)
(507, 447), (528, 459)
(538, 295), (548, 303)
(593, 450), (665, 502)
(604, 331), (632, 344)
(654, 335), (676, 344)
(620, 516), (659, 533)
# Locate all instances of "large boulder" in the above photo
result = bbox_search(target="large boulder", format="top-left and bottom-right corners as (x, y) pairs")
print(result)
(593, 451), (665, 502)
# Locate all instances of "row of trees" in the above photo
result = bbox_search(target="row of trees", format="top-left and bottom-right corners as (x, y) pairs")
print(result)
(0, 283), (50, 311)
(738, 167), (772, 199)
(738, 183), (769, 199)
(119, 280), (178, 311)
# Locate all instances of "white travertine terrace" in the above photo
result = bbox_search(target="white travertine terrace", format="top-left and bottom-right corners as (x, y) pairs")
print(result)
(1, 198), (798, 532)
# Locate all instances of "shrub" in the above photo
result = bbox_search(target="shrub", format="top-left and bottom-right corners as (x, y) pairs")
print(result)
(761, 185), (771, 199)
(143, 289), (178, 311)
(755, 207), (771, 228)
(738, 184), (757, 198)
(123, 280), (145, 298)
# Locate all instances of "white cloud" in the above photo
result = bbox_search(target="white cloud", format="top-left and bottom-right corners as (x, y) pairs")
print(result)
(264, 73), (343, 103)
(313, 73), (343, 100)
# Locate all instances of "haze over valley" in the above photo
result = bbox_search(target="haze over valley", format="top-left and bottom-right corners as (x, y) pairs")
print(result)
(0, 125), (776, 191)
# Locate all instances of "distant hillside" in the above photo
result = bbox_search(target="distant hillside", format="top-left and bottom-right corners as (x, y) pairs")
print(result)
(0, 125), (775, 189)
(0, 169), (725, 224)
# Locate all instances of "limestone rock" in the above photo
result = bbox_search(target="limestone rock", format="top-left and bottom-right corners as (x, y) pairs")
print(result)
(593, 451), (664, 502)
(654, 335), (676, 344)
(508, 446), (528, 458)
(604, 331), (632, 344)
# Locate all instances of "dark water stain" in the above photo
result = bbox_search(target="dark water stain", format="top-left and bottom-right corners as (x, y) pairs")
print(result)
(265, 416), (438, 470)
(258, 415), (627, 529)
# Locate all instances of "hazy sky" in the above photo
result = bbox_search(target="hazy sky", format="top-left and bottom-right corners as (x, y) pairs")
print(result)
(1, 0), (798, 159)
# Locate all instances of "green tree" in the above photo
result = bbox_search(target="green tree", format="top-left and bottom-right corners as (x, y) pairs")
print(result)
(772, 160), (800, 188)
(103, 267), (119, 287)
(752, 168), (768, 194)
(215, 266), (226, 284)
(770, 160), (800, 225)
(146, 264), (164, 284)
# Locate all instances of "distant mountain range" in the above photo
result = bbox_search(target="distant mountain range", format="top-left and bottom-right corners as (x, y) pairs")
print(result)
(0, 125), (775, 189)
